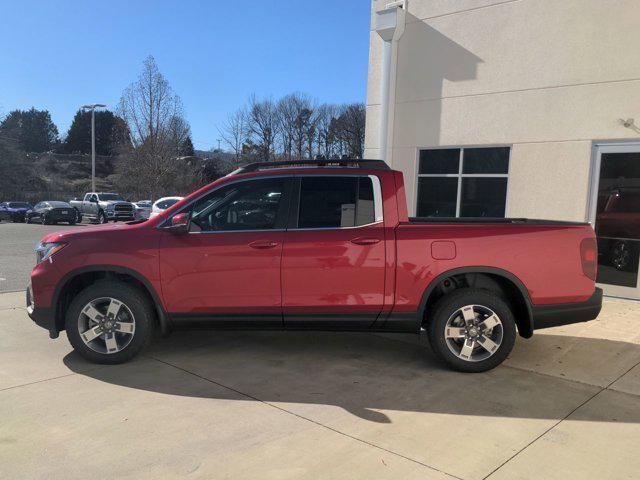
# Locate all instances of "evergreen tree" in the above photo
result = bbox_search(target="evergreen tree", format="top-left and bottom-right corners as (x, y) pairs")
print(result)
(0, 108), (58, 152)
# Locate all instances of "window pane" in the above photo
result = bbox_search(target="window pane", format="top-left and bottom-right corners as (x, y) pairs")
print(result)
(459, 177), (507, 217)
(190, 178), (285, 231)
(356, 177), (375, 226)
(462, 147), (510, 174)
(416, 177), (458, 217)
(419, 149), (460, 174)
(299, 177), (358, 228)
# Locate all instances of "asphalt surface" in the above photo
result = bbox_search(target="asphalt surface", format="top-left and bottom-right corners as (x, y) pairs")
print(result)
(0, 221), (100, 293)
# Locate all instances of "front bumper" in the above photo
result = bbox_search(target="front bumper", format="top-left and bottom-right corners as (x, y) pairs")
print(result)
(532, 287), (603, 330)
(26, 284), (58, 338)
(106, 211), (135, 220)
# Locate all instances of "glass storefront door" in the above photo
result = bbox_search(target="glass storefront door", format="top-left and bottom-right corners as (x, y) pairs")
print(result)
(589, 143), (640, 299)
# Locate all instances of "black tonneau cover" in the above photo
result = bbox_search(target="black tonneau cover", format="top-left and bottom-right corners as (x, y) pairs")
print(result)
(405, 217), (589, 226)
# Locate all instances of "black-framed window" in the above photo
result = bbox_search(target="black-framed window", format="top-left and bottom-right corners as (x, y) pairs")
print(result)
(297, 176), (377, 229)
(417, 147), (510, 217)
(189, 178), (288, 232)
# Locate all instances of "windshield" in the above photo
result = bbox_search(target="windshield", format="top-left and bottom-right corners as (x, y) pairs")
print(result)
(48, 201), (70, 208)
(8, 202), (31, 208)
(98, 194), (124, 201)
(156, 198), (181, 210)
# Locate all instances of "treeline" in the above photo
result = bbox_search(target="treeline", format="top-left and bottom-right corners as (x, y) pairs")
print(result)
(218, 94), (365, 167)
(0, 55), (366, 201)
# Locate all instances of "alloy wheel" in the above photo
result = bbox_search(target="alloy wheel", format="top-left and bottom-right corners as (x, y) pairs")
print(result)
(78, 297), (136, 354)
(444, 304), (504, 362)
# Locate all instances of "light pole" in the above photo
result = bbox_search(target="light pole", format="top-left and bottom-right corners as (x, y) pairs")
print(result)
(81, 103), (106, 192)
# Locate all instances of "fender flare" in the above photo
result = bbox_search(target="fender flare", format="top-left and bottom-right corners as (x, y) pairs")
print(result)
(53, 265), (170, 334)
(418, 266), (534, 337)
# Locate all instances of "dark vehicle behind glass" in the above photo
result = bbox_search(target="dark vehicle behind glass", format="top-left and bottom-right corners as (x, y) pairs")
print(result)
(26, 201), (76, 225)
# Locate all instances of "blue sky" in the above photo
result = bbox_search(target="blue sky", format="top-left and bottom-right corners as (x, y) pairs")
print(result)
(0, 0), (371, 150)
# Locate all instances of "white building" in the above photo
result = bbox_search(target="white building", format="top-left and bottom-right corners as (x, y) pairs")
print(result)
(365, 0), (640, 299)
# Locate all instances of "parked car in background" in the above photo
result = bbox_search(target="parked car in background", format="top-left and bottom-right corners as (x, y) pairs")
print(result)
(26, 160), (602, 372)
(69, 192), (135, 224)
(134, 200), (152, 220)
(26, 201), (76, 225)
(0, 202), (33, 223)
(150, 197), (183, 218)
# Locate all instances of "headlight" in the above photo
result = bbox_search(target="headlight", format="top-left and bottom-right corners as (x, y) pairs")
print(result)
(35, 242), (67, 264)
(106, 204), (115, 210)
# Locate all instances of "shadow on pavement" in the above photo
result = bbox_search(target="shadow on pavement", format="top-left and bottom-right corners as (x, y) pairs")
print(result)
(64, 330), (640, 424)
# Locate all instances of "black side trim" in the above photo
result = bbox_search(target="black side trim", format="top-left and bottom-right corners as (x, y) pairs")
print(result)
(532, 288), (603, 330)
(377, 312), (421, 333)
(417, 266), (534, 337)
(27, 287), (56, 336)
(170, 313), (283, 330)
(52, 265), (169, 334)
(284, 313), (378, 330)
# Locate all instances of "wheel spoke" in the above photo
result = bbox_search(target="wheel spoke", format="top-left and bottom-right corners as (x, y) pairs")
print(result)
(104, 332), (118, 353)
(81, 325), (102, 343)
(445, 326), (466, 339)
(459, 338), (475, 360)
(461, 306), (476, 325)
(477, 335), (500, 354)
(115, 322), (134, 334)
(479, 315), (500, 331)
(106, 299), (123, 319)
(82, 304), (103, 322)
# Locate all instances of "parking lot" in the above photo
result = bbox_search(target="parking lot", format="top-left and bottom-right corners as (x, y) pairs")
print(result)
(1, 222), (640, 479)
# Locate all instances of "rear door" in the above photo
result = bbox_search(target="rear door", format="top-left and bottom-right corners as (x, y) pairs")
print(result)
(282, 175), (386, 328)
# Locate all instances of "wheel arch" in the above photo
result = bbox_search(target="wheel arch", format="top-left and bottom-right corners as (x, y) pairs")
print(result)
(419, 266), (534, 338)
(53, 265), (170, 335)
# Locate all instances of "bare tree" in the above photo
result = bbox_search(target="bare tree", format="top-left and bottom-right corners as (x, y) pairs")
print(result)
(315, 103), (338, 158)
(334, 103), (366, 159)
(276, 95), (297, 160)
(218, 108), (247, 164)
(247, 95), (278, 161)
(117, 55), (197, 199)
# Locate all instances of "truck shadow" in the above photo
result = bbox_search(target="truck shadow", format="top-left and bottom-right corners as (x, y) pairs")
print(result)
(64, 330), (640, 424)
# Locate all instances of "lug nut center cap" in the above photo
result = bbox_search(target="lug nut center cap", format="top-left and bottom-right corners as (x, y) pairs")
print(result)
(468, 326), (479, 338)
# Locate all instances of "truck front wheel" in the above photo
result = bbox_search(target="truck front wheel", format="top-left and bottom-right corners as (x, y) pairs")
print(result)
(426, 288), (516, 373)
(65, 281), (155, 364)
(98, 210), (108, 224)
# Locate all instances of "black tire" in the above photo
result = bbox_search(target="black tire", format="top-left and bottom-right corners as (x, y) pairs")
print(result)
(98, 210), (108, 224)
(65, 280), (155, 364)
(74, 209), (83, 224)
(41, 215), (49, 225)
(69, 219), (76, 225)
(426, 288), (517, 373)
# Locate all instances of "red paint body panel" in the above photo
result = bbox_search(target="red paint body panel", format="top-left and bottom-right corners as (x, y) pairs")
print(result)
(282, 224), (386, 314)
(158, 230), (284, 313)
(31, 167), (598, 326)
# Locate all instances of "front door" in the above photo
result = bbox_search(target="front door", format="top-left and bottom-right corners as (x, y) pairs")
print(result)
(282, 175), (387, 328)
(159, 176), (292, 325)
(589, 143), (640, 299)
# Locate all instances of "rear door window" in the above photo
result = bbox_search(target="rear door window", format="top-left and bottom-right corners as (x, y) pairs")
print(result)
(297, 176), (378, 229)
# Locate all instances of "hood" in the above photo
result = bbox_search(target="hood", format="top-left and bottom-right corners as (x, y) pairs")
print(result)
(39, 222), (138, 244)
(100, 200), (132, 206)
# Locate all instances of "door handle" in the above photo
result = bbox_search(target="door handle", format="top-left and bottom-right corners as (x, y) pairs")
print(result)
(249, 240), (279, 249)
(350, 237), (381, 246)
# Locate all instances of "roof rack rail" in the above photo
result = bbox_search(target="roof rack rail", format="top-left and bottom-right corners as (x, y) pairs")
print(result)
(233, 159), (390, 174)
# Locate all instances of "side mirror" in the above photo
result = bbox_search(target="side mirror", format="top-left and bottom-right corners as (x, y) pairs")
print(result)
(164, 212), (190, 234)
(91, 198), (98, 203)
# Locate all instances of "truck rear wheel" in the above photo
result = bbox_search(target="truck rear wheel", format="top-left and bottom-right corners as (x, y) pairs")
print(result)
(426, 288), (516, 373)
(65, 281), (155, 364)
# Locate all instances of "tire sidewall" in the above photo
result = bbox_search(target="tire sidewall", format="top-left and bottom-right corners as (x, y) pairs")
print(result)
(65, 281), (154, 364)
(427, 288), (517, 373)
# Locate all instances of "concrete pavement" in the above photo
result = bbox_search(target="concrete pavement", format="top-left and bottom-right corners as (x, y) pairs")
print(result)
(1, 291), (639, 479)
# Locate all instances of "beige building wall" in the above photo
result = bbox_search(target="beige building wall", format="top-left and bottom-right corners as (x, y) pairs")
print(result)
(365, 0), (640, 220)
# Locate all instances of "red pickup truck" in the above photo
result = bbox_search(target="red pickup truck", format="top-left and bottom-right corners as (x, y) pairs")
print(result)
(27, 160), (602, 372)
